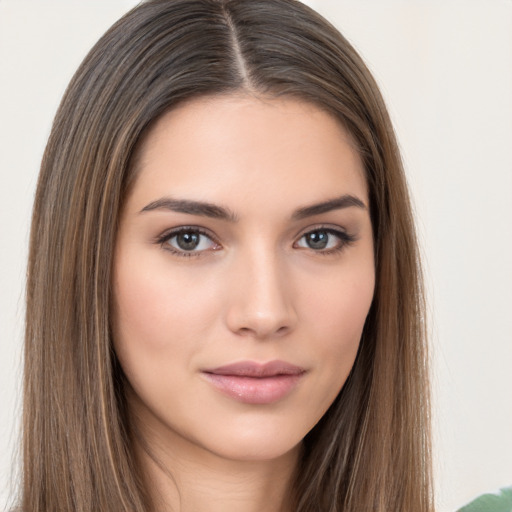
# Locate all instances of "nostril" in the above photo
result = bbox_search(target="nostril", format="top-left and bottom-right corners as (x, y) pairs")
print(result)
(234, 324), (291, 339)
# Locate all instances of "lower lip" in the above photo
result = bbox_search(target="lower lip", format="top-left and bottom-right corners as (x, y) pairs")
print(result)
(202, 373), (303, 404)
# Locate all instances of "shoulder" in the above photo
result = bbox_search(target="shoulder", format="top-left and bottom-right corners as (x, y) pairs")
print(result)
(457, 486), (512, 512)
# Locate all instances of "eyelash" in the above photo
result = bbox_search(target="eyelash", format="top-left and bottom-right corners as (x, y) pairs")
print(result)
(155, 225), (357, 258)
(294, 226), (358, 256)
(155, 226), (220, 258)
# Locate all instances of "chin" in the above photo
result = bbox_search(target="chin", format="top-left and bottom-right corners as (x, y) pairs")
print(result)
(203, 434), (303, 464)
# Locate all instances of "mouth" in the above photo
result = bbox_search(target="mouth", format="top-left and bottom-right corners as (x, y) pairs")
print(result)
(201, 360), (306, 405)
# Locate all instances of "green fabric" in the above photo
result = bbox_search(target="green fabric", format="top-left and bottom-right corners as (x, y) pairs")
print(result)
(457, 487), (512, 512)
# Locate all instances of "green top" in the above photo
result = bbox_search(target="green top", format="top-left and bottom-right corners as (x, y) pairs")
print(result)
(457, 487), (512, 512)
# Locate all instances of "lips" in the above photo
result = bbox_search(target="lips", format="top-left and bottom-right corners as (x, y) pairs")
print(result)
(202, 360), (305, 404)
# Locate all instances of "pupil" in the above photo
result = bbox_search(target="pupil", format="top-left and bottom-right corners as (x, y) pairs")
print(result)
(177, 232), (200, 251)
(307, 231), (328, 249)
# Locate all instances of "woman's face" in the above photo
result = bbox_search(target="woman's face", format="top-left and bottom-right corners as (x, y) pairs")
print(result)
(112, 95), (375, 463)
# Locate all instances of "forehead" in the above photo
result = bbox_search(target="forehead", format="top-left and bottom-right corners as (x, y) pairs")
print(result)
(128, 94), (368, 215)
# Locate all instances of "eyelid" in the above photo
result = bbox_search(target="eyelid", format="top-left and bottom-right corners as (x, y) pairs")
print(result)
(294, 223), (352, 239)
(293, 224), (358, 253)
(154, 223), (357, 258)
(155, 225), (221, 257)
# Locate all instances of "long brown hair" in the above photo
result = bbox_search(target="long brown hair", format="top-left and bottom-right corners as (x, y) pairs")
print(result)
(21, 0), (433, 510)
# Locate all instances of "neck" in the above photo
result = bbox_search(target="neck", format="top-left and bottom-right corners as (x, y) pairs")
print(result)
(130, 416), (300, 512)
(135, 436), (299, 512)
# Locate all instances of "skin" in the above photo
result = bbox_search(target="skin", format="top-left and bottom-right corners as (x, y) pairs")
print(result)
(112, 95), (375, 512)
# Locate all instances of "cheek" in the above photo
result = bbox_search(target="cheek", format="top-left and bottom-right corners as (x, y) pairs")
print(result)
(112, 254), (218, 354)
(301, 264), (375, 394)
(304, 261), (374, 335)
(110, 256), (227, 409)
(110, 254), (221, 411)
(111, 263), (175, 400)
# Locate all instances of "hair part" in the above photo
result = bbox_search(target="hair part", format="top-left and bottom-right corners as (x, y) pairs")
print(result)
(22, 1), (433, 510)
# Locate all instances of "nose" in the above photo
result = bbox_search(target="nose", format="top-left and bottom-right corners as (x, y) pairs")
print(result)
(224, 248), (298, 340)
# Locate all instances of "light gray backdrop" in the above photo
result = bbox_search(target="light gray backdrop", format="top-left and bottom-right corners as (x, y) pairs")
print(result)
(1, 1), (511, 510)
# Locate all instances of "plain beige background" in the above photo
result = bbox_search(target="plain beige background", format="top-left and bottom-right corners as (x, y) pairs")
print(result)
(1, 1), (511, 510)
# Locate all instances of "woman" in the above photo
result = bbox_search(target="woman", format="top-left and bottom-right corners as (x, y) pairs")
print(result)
(20, 0), (433, 510)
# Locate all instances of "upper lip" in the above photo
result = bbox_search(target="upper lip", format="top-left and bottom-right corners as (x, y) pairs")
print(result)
(203, 360), (305, 378)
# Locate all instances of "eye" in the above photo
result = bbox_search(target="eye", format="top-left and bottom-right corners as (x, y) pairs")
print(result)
(157, 227), (220, 256)
(295, 227), (355, 253)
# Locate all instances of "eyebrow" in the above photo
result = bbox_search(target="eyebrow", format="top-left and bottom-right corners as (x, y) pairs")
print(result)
(140, 197), (239, 222)
(139, 194), (366, 221)
(291, 194), (367, 220)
